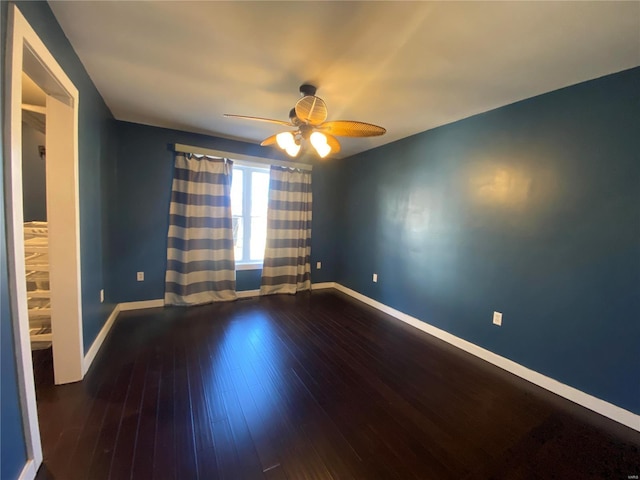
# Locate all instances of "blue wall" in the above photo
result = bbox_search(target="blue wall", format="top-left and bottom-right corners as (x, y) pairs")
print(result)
(1, 2), (28, 478)
(337, 67), (640, 414)
(0, 162), (27, 480)
(110, 121), (340, 302)
(309, 157), (344, 283)
(9, 1), (118, 353)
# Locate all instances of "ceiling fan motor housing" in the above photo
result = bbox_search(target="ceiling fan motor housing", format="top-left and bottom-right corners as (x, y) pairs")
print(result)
(299, 84), (317, 96)
(299, 124), (314, 139)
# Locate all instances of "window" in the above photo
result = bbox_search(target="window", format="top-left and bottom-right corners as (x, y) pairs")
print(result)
(231, 164), (269, 266)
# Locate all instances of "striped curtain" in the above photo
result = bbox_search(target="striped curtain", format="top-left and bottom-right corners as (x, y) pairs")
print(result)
(260, 166), (312, 295)
(165, 154), (237, 306)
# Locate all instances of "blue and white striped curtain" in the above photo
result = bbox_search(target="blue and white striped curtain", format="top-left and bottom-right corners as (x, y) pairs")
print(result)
(164, 154), (237, 306)
(260, 166), (312, 295)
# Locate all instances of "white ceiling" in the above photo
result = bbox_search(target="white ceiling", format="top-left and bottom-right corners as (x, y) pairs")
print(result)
(49, 1), (640, 159)
(22, 72), (47, 106)
(22, 73), (47, 134)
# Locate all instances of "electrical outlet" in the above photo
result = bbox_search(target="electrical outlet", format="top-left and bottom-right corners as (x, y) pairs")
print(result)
(316, 261), (322, 269)
(493, 311), (503, 326)
(100, 289), (104, 303)
(137, 271), (144, 282)
(373, 273), (378, 283)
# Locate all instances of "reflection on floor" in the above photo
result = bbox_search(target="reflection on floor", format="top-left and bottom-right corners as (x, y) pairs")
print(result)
(34, 290), (640, 479)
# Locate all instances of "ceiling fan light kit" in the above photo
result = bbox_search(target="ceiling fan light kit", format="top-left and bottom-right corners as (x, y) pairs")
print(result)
(276, 132), (301, 157)
(310, 132), (331, 158)
(225, 84), (386, 159)
(276, 131), (295, 149)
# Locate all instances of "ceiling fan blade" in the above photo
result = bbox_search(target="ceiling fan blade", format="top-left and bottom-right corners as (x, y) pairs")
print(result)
(224, 114), (293, 127)
(295, 96), (328, 125)
(319, 120), (386, 137)
(260, 134), (279, 146)
(324, 133), (341, 154)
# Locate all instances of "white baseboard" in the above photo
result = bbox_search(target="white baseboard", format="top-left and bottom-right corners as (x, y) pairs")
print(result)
(82, 305), (119, 375)
(18, 459), (37, 480)
(332, 283), (640, 433)
(312, 281), (337, 290)
(118, 299), (165, 311)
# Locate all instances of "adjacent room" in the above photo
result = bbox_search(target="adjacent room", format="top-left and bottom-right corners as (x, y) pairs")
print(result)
(1, 2), (639, 479)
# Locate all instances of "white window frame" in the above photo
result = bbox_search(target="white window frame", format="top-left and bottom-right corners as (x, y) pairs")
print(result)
(232, 162), (270, 270)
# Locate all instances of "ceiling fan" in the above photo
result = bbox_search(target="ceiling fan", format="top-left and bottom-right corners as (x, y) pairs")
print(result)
(224, 84), (386, 158)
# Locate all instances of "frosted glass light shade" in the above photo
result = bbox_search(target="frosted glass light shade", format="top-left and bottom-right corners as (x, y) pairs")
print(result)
(276, 131), (294, 149)
(285, 143), (301, 157)
(315, 142), (331, 158)
(310, 131), (331, 158)
(310, 131), (327, 149)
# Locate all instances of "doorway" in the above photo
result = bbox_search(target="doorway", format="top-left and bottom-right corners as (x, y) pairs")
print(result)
(21, 73), (53, 387)
(5, 5), (83, 474)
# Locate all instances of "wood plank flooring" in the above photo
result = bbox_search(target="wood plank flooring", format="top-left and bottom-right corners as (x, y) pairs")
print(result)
(33, 290), (640, 479)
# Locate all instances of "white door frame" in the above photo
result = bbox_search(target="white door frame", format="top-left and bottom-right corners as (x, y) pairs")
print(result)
(4, 5), (83, 476)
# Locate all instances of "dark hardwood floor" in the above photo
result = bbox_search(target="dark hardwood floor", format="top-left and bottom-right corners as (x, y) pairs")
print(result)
(33, 290), (639, 479)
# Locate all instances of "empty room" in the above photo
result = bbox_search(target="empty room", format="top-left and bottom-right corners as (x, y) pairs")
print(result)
(1, 1), (639, 479)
